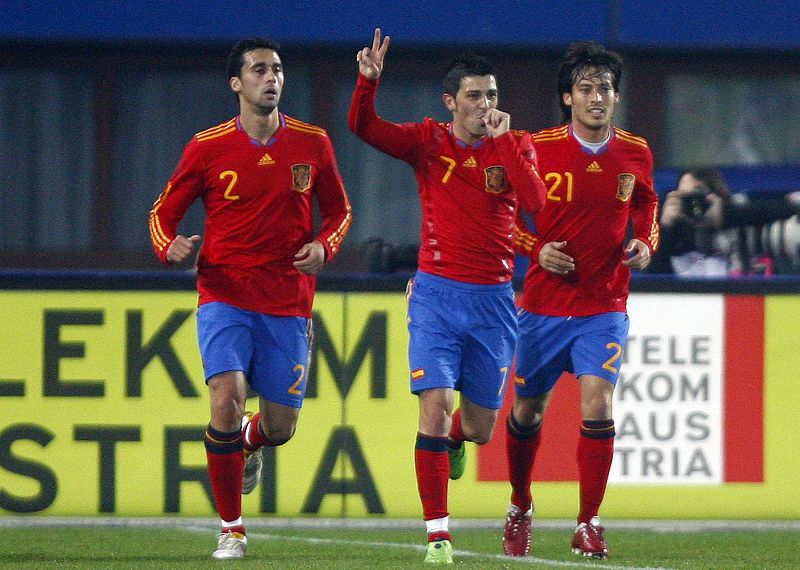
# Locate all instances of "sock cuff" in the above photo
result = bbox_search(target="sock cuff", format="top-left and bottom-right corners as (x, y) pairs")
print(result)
(205, 424), (243, 454)
(580, 419), (615, 439)
(415, 432), (449, 452)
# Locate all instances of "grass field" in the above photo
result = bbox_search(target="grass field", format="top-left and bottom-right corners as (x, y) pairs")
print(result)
(1, 518), (798, 569)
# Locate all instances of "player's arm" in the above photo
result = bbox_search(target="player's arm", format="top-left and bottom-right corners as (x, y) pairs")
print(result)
(625, 146), (660, 269)
(295, 137), (353, 275)
(148, 141), (204, 265)
(348, 28), (421, 162)
(493, 130), (546, 216)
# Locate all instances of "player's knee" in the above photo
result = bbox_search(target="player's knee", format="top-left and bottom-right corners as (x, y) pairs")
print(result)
(462, 423), (494, 445)
(259, 422), (295, 446)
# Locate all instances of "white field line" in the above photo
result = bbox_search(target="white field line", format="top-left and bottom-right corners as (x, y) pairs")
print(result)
(1, 517), (798, 531)
(183, 524), (675, 570)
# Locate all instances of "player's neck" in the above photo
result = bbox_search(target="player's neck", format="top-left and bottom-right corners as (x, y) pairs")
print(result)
(571, 122), (611, 144)
(451, 123), (482, 146)
(239, 108), (281, 144)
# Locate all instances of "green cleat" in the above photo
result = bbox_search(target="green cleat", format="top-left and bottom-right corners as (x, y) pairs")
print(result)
(447, 442), (465, 480)
(423, 539), (453, 564)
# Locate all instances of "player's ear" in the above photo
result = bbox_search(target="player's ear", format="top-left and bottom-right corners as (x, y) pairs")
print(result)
(562, 91), (572, 109)
(230, 76), (242, 94)
(443, 93), (456, 112)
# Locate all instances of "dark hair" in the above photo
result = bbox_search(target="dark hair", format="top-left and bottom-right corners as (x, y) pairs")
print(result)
(557, 41), (622, 122)
(226, 37), (281, 79)
(679, 167), (732, 201)
(442, 54), (495, 96)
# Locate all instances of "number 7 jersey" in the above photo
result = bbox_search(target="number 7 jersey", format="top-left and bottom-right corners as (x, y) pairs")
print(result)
(514, 124), (660, 316)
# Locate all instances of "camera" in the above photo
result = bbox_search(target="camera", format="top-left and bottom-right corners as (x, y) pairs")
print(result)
(680, 189), (711, 221)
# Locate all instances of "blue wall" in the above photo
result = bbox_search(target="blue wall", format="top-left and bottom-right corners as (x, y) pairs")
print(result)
(2, 1), (796, 48)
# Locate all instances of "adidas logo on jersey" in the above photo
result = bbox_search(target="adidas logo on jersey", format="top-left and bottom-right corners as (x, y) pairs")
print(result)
(258, 152), (275, 166)
(462, 156), (477, 168)
(586, 161), (602, 173)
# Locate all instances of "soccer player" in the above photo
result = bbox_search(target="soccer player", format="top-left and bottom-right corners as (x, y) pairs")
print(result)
(503, 42), (659, 559)
(349, 28), (546, 564)
(148, 38), (352, 560)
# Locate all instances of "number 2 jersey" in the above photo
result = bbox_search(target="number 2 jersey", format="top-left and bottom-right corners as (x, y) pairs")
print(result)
(514, 124), (660, 316)
(149, 114), (352, 317)
(348, 74), (546, 284)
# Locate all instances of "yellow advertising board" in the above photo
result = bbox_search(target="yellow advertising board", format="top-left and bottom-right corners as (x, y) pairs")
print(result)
(0, 290), (798, 519)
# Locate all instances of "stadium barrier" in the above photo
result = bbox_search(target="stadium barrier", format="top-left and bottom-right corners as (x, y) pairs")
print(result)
(0, 271), (798, 519)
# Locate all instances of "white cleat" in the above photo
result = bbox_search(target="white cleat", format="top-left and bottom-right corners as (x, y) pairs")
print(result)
(212, 531), (247, 559)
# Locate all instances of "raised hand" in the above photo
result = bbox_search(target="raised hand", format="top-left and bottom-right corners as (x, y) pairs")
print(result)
(356, 27), (391, 81)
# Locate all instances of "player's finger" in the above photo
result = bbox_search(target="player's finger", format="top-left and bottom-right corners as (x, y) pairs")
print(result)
(372, 28), (381, 51)
(379, 34), (391, 57)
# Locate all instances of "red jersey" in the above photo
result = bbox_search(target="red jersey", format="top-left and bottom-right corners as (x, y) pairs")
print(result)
(348, 75), (545, 284)
(515, 124), (660, 316)
(149, 114), (352, 317)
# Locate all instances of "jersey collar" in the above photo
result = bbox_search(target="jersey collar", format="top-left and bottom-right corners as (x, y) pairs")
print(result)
(236, 112), (285, 147)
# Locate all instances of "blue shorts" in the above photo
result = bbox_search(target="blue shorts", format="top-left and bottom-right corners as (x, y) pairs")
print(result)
(406, 271), (517, 409)
(196, 302), (311, 408)
(514, 310), (629, 398)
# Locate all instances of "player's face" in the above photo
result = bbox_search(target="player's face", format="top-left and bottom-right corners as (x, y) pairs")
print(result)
(231, 48), (284, 115)
(564, 69), (618, 141)
(444, 75), (498, 144)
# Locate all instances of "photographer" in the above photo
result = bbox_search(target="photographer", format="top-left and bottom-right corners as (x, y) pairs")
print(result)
(650, 167), (800, 276)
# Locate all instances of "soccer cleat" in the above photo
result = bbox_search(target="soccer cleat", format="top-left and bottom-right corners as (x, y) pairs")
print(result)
(571, 516), (608, 559)
(447, 443), (466, 480)
(423, 539), (453, 564)
(503, 505), (533, 557)
(212, 531), (247, 559)
(241, 412), (263, 495)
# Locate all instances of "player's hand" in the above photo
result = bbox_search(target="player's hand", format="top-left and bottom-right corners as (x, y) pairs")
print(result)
(539, 241), (574, 275)
(357, 28), (391, 81)
(294, 240), (326, 275)
(166, 234), (201, 265)
(483, 108), (510, 137)
(623, 238), (651, 269)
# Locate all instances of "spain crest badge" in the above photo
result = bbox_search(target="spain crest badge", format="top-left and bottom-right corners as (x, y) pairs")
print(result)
(484, 165), (506, 194)
(616, 173), (635, 202)
(291, 164), (312, 193)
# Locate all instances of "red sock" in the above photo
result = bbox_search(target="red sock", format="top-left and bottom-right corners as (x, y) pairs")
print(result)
(448, 408), (465, 446)
(205, 424), (244, 526)
(505, 413), (541, 512)
(576, 420), (615, 524)
(415, 433), (449, 521)
(242, 412), (283, 451)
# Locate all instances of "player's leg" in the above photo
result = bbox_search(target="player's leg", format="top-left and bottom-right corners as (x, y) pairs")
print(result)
(241, 314), (311, 493)
(503, 311), (570, 557)
(417, 387), (457, 564)
(406, 272), (462, 563)
(570, 373), (614, 559)
(446, 396), (499, 480)
(450, 279), (517, 482)
(197, 302), (253, 559)
(570, 312), (629, 559)
(206, 370), (249, 559)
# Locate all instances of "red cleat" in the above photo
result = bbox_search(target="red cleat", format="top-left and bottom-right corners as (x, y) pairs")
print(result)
(502, 505), (532, 557)
(571, 517), (608, 559)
